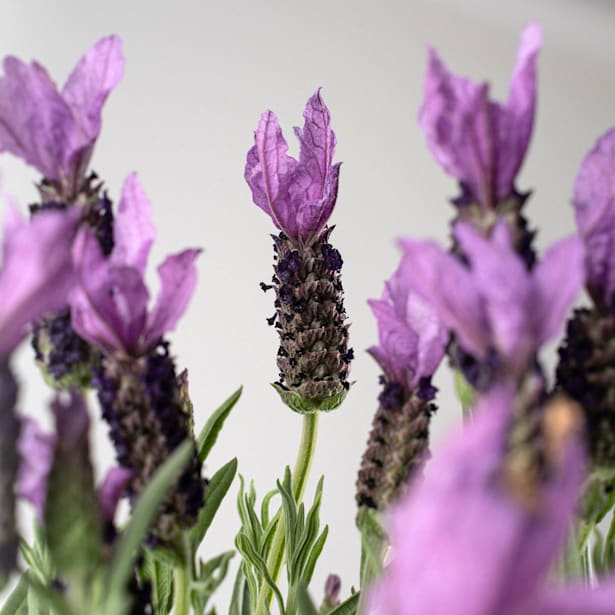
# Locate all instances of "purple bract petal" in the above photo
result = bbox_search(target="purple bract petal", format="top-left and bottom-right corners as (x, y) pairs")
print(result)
(399, 236), (488, 358)
(0, 206), (78, 357)
(16, 418), (55, 521)
(368, 255), (447, 389)
(62, 35), (124, 150)
(112, 172), (156, 274)
(144, 248), (201, 349)
(0, 58), (76, 183)
(0, 36), (124, 193)
(245, 89), (341, 244)
(418, 23), (541, 209)
(573, 128), (615, 310)
(539, 583), (615, 615)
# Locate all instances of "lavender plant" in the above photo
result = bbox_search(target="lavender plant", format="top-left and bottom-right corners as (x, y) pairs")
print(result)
(1, 19), (615, 615)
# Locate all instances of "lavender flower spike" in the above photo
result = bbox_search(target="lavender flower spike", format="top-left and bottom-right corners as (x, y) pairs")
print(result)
(572, 128), (615, 313)
(366, 389), (615, 615)
(356, 258), (447, 510)
(245, 88), (341, 245)
(400, 221), (584, 381)
(0, 36), (124, 200)
(245, 90), (351, 412)
(419, 23), (541, 211)
(70, 173), (204, 541)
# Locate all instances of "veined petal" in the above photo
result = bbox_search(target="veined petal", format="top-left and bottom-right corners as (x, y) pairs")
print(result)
(143, 248), (201, 350)
(419, 48), (494, 209)
(455, 222), (532, 363)
(496, 23), (541, 201)
(245, 110), (298, 237)
(399, 237), (488, 358)
(112, 172), (156, 273)
(294, 162), (341, 241)
(62, 35), (124, 148)
(71, 228), (149, 354)
(368, 297), (418, 385)
(0, 58), (76, 181)
(0, 207), (78, 357)
(532, 236), (584, 347)
(294, 88), (336, 203)
(573, 129), (615, 307)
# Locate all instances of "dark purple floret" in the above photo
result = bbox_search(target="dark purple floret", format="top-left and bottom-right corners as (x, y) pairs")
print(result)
(321, 243), (343, 272)
(448, 341), (501, 392)
(277, 250), (300, 283)
(417, 376), (438, 401)
(32, 307), (93, 381)
(378, 380), (404, 410)
(85, 193), (115, 256)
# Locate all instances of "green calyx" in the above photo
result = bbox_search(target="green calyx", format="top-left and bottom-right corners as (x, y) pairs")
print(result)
(271, 382), (350, 414)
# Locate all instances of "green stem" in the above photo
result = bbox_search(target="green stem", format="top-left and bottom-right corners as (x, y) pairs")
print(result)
(255, 413), (319, 615)
(173, 533), (192, 615)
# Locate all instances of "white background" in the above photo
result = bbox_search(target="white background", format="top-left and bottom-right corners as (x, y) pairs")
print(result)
(1, 0), (614, 610)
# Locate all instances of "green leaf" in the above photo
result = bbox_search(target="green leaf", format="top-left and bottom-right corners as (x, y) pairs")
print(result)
(299, 526), (328, 586)
(144, 550), (174, 615)
(0, 574), (28, 615)
(190, 457), (237, 551)
(197, 387), (242, 463)
(104, 441), (193, 613)
(190, 550), (234, 613)
(295, 584), (318, 615)
(328, 592), (360, 615)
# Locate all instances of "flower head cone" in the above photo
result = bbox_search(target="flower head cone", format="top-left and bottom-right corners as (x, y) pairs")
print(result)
(70, 174), (204, 541)
(556, 129), (615, 469)
(420, 24), (542, 267)
(356, 257), (447, 511)
(366, 389), (615, 615)
(245, 90), (351, 413)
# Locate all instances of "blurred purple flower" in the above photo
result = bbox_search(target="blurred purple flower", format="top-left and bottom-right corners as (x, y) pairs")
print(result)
(17, 393), (130, 524)
(572, 128), (615, 313)
(0, 36), (124, 197)
(368, 256), (447, 391)
(70, 173), (200, 356)
(0, 206), (78, 357)
(366, 387), (615, 615)
(400, 221), (584, 375)
(419, 23), (541, 210)
(244, 88), (341, 244)
(16, 418), (54, 521)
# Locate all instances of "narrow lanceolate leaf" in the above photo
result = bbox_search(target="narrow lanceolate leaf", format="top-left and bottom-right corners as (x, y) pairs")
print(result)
(197, 386), (242, 463)
(328, 592), (360, 615)
(0, 574), (28, 615)
(190, 458), (237, 551)
(104, 441), (192, 614)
